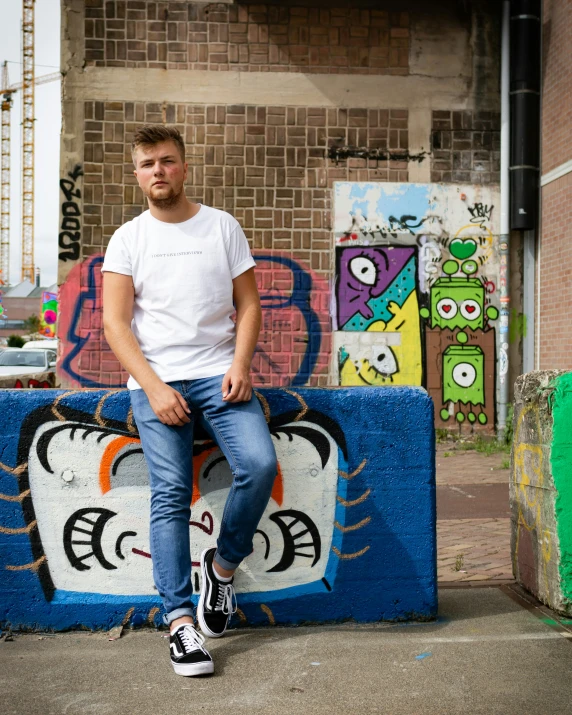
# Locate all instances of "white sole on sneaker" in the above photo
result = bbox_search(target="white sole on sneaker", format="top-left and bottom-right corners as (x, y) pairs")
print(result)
(197, 548), (225, 639)
(172, 660), (214, 677)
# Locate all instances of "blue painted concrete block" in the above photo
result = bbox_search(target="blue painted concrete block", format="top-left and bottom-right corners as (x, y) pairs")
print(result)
(0, 387), (436, 630)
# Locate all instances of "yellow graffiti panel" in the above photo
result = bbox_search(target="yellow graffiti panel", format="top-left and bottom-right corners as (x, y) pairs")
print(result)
(339, 292), (422, 386)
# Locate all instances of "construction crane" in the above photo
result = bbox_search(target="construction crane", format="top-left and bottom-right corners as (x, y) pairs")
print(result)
(0, 13), (59, 288)
(21, 0), (35, 285)
(0, 62), (14, 287)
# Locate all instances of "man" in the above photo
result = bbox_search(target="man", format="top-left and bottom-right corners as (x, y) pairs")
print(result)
(102, 124), (277, 677)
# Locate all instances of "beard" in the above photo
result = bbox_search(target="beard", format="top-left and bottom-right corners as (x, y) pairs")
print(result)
(144, 183), (185, 210)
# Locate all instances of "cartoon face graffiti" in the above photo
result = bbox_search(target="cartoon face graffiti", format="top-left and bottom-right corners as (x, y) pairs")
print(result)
(428, 278), (486, 332)
(338, 341), (401, 387)
(336, 247), (416, 327)
(442, 345), (485, 406)
(22, 403), (347, 599)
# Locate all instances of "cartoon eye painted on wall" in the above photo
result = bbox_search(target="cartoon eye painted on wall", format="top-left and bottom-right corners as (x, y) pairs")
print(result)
(27, 419), (153, 596)
(36, 425), (147, 493)
(436, 298), (458, 319)
(349, 256), (378, 286)
(452, 363), (477, 388)
(459, 299), (481, 321)
(98, 436), (146, 493)
(369, 346), (398, 377)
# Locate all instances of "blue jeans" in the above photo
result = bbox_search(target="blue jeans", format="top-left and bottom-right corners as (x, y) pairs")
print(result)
(130, 375), (277, 625)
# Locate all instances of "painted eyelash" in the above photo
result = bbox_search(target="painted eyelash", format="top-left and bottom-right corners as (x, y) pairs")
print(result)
(36, 423), (128, 475)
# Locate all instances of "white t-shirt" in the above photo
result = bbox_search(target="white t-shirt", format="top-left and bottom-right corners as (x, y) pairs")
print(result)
(101, 205), (256, 390)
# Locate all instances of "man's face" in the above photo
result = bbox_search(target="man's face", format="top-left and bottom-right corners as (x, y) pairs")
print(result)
(133, 140), (187, 205)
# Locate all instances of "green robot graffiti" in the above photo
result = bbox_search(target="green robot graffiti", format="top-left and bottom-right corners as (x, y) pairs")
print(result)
(442, 345), (485, 423)
(427, 277), (487, 332)
(420, 254), (498, 425)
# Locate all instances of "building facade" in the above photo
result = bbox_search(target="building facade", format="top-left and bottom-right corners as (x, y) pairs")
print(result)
(58, 0), (515, 432)
(537, 0), (572, 368)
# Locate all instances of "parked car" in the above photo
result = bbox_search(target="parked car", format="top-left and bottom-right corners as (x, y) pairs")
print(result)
(0, 348), (57, 377)
(23, 339), (58, 352)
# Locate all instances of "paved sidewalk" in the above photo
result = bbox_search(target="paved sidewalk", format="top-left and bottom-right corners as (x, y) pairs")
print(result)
(436, 442), (513, 584)
(2, 588), (571, 715)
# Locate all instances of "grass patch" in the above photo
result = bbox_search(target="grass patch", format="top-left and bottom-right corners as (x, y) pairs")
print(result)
(500, 458), (510, 470)
(455, 435), (510, 456)
(436, 428), (449, 443)
(443, 451), (452, 458)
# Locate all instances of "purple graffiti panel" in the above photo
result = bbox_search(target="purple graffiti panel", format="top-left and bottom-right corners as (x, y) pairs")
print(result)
(336, 247), (415, 326)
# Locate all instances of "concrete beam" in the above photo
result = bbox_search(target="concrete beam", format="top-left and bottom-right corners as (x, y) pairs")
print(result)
(64, 67), (498, 111)
(408, 108), (432, 182)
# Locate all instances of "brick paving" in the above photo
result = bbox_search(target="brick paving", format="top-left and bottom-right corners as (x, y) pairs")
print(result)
(436, 442), (513, 584)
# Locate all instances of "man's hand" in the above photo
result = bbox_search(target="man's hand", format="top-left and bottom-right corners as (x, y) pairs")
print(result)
(222, 364), (252, 403)
(147, 382), (191, 426)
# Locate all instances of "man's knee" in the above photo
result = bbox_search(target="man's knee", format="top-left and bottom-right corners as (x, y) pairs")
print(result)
(237, 449), (277, 486)
(151, 482), (192, 516)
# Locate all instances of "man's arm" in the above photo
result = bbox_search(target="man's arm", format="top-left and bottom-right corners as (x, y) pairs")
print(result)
(222, 267), (261, 403)
(102, 272), (191, 426)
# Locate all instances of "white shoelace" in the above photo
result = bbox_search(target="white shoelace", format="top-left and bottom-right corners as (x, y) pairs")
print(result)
(178, 625), (208, 655)
(215, 582), (237, 616)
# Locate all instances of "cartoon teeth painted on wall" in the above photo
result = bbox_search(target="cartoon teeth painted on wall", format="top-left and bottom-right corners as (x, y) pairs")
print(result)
(0, 388), (437, 629)
(333, 182), (500, 429)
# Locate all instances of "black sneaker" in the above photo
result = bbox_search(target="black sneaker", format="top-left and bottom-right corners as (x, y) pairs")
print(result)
(197, 547), (236, 638)
(169, 623), (214, 677)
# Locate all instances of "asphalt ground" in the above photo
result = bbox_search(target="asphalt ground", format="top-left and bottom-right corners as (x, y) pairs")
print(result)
(1, 587), (571, 715)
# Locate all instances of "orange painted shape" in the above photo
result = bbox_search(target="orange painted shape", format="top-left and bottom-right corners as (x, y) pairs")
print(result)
(271, 462), (283, 506)
(192, 445), (218, 506)
(99, 436), (141, 494)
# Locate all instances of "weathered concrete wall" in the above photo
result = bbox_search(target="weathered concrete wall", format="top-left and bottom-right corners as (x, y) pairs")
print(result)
(511, 370), (572, 615)
(0, 386), (436, 630)
(56, 0), (513, 425)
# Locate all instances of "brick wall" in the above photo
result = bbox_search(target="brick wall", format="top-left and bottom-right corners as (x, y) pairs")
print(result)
(82, 100), (409, 260)
(430, 110), (500, 185)
(85, 0), (409, 74)
(539, 172), (572, 369)
(59, 0), (504, 399)
(538, 0), (572, 369)
(541, 0), (572, 175)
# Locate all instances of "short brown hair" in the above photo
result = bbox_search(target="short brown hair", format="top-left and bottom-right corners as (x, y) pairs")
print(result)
(131, 124), (185, 165)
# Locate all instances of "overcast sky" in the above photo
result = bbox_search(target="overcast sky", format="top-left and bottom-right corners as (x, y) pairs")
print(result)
(3, 0), (61, 287)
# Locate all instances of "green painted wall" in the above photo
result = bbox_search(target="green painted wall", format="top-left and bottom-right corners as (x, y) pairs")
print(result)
(550, 372), (572, 605)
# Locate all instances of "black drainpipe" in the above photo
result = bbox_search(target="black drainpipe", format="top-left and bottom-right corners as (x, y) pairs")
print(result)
(510, 0), (541, 230)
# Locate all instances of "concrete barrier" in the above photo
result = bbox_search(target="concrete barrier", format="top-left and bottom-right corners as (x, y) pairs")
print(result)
(511, 371), (572, 615)
(0, 386), (436, 630)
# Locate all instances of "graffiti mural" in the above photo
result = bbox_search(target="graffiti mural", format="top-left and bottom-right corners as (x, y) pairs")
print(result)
(335, 246), (422, 386)
(57, 252), (330, 389)
(253, 253), (330, 387)
(58, 164), (83, 264)
(39, 291), (58, 339)
(0, 387), (436, 629)
(57, 254), (120, 388)
(333, 182), (500, 429)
